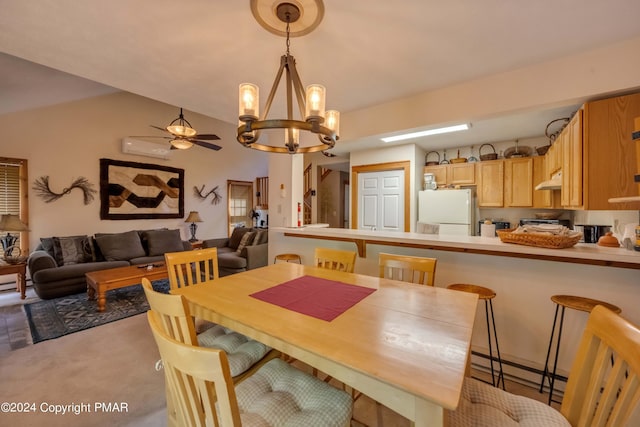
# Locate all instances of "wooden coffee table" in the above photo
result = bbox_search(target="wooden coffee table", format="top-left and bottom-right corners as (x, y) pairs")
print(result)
(86, 263), (168, 312)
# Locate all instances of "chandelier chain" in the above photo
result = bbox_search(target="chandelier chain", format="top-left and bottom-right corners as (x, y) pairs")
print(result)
(285, 19), (291, 55)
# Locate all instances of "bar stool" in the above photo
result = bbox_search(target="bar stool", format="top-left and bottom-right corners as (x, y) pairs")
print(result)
(447, 283), (505, 390)
(539, 294), (621, 405)
(273, 253), (302, 264)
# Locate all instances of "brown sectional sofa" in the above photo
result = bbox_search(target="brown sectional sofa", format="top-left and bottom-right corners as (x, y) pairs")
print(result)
(28, 229), (190, 299)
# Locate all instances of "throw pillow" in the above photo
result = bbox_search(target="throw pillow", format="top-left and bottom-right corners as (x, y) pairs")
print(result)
(39, 237), (56, 258)
(143, 229), (184, 256)
(137, 227), (168, 253)
(95, 230), (146, 261)
(228, 227), (251, 250)
(51, 235), (95, 266)
(253, 229), (268, 245)
(236, 231), (256, 255)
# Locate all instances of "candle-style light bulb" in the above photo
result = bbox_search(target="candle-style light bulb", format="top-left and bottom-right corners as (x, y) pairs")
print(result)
(305, 84), (325, 121)
(239, 83), (259, 121)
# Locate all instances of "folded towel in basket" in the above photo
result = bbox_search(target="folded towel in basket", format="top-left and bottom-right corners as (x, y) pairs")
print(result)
(512, 224), (573, 236)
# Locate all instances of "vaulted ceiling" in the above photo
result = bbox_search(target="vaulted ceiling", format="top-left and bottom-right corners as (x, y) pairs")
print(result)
(1, 1), (640, 155)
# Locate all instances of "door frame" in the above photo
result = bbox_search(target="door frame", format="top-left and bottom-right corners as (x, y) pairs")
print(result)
(351, 161), (410, 231)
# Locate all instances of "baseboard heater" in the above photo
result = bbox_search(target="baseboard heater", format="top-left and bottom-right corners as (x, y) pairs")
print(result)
(471, 350), (568, 393)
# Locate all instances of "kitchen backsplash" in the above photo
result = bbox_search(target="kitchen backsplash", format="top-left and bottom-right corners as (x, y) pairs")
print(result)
(479, 208), (638, 237)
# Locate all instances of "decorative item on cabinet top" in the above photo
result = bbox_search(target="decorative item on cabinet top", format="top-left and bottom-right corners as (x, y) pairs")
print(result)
(479, 143), (498, 161)
(449, 149), (467, 163)
(536, 116), (571, 156)
(425, 151), (440, 166)
(440, 150), (449, 164)
(468, 146), (478, 162)
(503, 139), (532, 158)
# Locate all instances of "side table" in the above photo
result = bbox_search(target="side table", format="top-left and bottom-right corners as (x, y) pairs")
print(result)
(0, 262), (27, 299)
(190, 240), (204, 250)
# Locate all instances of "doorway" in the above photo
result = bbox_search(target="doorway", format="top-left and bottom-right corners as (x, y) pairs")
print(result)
(351, 161), (410, 231)
(316, 165), (349, 228)
(227, 180), (253, 236)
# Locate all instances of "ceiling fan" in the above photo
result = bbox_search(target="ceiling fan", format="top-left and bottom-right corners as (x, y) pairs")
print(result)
(133, 108), (222, 151)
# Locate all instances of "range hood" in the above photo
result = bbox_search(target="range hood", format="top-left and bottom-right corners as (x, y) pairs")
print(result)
(535, 171), (562, 191)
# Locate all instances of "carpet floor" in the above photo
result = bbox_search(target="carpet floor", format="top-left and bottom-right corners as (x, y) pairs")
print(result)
(24, 280), (169, 344)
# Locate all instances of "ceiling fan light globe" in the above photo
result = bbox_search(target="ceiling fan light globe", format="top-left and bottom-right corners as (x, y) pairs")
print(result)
(167, 125), (197, 138)
(171, 139), (194, 149)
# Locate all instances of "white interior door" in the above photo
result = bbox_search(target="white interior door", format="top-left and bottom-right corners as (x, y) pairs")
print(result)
(357, 170), (404, 231)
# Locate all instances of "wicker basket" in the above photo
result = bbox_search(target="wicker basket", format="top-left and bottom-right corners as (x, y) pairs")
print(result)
(479, 143), (498, 161)
(425, 151), (440, 166)
(496, 229), (582, 249)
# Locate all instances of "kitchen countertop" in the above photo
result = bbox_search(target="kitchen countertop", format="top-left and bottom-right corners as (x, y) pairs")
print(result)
(270, 226), (640, 269)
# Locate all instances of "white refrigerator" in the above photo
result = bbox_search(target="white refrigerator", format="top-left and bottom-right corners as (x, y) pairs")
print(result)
(418, 189), (475, 235)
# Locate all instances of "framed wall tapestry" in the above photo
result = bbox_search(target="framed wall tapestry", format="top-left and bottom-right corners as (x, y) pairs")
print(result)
(99, 158), (184, 220)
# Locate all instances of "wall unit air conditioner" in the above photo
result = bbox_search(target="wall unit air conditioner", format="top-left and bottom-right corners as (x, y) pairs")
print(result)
(121, 137), (171, 160)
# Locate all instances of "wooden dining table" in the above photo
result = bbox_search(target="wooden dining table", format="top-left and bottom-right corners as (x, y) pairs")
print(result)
(171, 262), (478, 426)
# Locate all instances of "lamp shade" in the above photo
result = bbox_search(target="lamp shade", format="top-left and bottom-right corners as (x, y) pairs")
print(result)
(170, 139), (194, 150)
(185, 211), (203, 223)
(0, 214), (29, 231)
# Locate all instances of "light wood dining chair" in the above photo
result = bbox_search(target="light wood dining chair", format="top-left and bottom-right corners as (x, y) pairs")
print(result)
(142, 278), (277, 380)
(314, 247), (357, 273)
(448, 305), (640, 426)
(164, 247), (219, 290)
(142, 278), (280, 426)
(147, 310), (354, 427)
(378, 252), (438, 286)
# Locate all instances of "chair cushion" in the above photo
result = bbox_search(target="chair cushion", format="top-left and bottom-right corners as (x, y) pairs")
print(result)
(197, 325), (270, 378)
(231, 358), (353, 427)
(448, 378), (570, 427)
(142, 229), (184, 256)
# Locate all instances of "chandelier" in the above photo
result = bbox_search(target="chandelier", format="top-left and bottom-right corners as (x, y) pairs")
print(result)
(237, 1), (339, 154)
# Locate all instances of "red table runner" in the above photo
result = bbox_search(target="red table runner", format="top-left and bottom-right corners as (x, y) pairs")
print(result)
(250, 275), (376, 321)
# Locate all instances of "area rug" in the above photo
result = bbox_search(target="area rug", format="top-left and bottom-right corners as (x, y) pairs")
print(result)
(24, 279), (169, 344)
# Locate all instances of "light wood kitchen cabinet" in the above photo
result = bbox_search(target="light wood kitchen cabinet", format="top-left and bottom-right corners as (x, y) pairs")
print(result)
(561, 109), (583, 208)
(547, 135), (563, 175)
(476, 159), (504, 207)
(583, 92), (640, 210)
(423, 165), (447, 187)
(533, 156), (552, 208)
(504, 157), (533, 207)
(424, 163), (475, 186)
(448, 163), (475, 185)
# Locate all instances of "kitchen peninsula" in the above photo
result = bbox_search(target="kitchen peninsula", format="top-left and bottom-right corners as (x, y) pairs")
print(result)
(269, 226), (640, 387)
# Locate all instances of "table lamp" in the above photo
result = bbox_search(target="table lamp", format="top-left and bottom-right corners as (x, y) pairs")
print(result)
(185, 211), (203, 242)
(0, 214), (29, 258)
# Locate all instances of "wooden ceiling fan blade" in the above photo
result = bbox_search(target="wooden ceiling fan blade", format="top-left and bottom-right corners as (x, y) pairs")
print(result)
(193, 133), (220, 140)
(192, 140), (222, 151)
(150, 125), (169, 133)
(129, 135), (172, 140)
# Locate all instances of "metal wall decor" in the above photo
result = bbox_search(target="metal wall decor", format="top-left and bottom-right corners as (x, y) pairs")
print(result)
(32, 176), (97, 204)
(194, 185), (221, 205)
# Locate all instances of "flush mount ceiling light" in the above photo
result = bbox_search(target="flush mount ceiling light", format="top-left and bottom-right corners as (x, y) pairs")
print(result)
(381, 123), (470, 143)
(238, 0), (339, 154)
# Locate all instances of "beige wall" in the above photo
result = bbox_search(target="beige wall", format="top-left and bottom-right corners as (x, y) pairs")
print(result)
(341, 36), (640, 142)
(0, 92), (268, 251)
